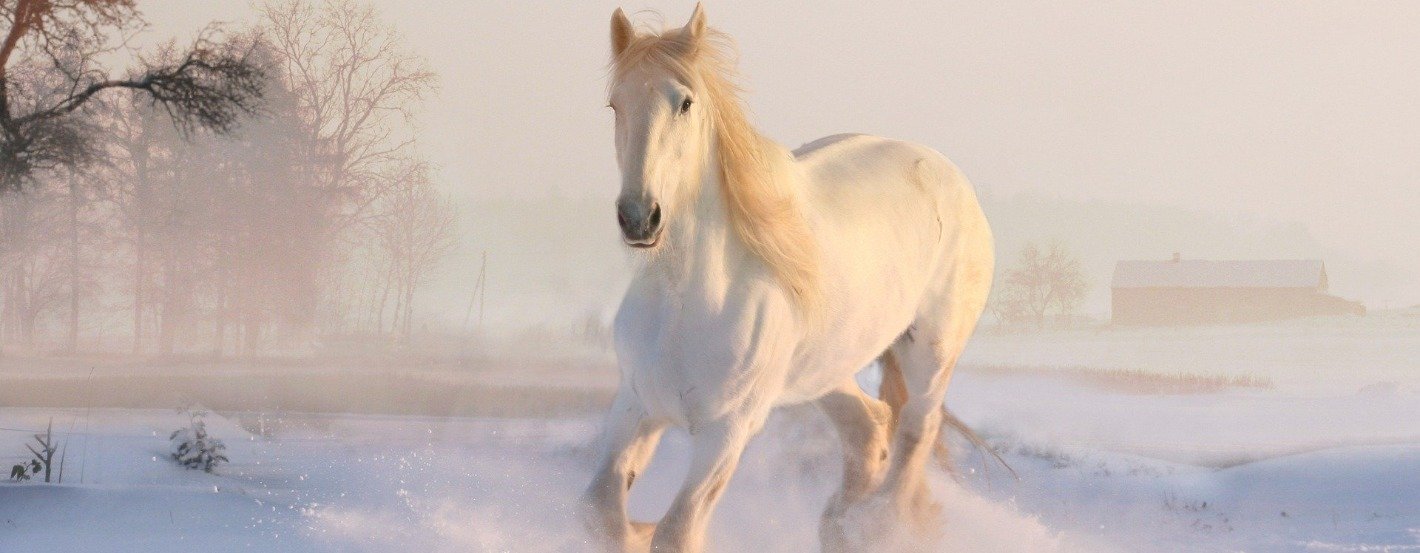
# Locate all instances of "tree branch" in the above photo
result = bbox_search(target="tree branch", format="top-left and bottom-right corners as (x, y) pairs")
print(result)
(0, 0), (38, 75)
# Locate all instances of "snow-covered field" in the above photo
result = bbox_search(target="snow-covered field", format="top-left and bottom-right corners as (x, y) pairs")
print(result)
(2, 315), (1418, 552)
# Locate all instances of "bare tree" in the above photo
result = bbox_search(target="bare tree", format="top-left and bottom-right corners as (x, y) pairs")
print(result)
(103, 98), (169, 354)
(370, 162), (457, 341)
(0, 178), (67, 346)
(0, 0), (265, 192)
(257, 0), (437, 337)
(102, 69), (324, 357)
(257, 0), (435, 233)
(60, 168), (104, 352)
(0, 152), (113, 355)
(213, 79), (326, 355)
(990, 242), (1088, 329)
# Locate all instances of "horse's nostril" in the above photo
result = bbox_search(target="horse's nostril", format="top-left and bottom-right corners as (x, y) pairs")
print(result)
(649, 204), (661, 228)
(617, 211), (628, 229)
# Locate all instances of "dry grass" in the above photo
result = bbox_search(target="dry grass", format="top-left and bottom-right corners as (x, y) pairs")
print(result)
(970, 364), (1273, 395)
(0, 372), (615, 419)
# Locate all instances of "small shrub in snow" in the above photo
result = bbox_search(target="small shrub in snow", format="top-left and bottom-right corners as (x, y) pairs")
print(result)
(170, 409), (229, 473)
(9, 418), (62, 483)
(9, 460), (40, 481)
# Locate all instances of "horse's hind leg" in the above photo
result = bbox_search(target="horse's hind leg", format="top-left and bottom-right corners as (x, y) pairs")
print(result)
(815, 378), (892, 552)
(582, 387), (666, 552)
(878, 332), (955, 526)
(875, 308), (985, 530)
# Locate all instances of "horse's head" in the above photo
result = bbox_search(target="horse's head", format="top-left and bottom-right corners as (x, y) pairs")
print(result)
(606, 5), (711, 249)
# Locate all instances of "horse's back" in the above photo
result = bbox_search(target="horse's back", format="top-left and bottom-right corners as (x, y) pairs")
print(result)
(792, 133), (872, 160)
(793, 134), (969, 200)
(793, 134), (980, 238)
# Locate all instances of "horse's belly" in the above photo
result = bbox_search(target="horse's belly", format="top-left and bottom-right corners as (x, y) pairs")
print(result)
(778, 284), (923, 404)
(778, 236), (940, 403)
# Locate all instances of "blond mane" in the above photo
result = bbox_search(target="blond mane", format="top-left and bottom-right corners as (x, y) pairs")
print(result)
(611, 23), (823, 318)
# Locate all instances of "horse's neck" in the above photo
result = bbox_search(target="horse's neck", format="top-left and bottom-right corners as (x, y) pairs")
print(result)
(644, 151), (748, 298)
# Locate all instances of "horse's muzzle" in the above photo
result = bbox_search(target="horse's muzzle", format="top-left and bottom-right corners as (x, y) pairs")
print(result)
(617, 200), (662, 247)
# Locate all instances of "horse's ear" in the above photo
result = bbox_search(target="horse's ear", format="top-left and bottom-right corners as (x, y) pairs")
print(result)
(666, 3), (706, 57)
(684, 3), (707, 43)
(611, 8), (635, 57)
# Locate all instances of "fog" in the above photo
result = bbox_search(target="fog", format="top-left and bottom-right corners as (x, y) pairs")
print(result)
(35, 2), (1365, 336)
(2, 2), (1417, 551)
(141, 1), (1418, 328)
(3, 0), (1413, 430)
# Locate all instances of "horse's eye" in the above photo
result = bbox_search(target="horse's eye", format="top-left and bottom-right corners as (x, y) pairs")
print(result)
(679, 97), (693, 114)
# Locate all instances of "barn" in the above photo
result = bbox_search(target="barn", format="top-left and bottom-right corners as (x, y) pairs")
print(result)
(1111, 255), (1365, 326)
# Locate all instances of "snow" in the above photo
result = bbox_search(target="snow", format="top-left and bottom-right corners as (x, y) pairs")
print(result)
(948, 371), (1420, 552)
(0, 408), (1079, 552)
(2, 317), (1417, 551)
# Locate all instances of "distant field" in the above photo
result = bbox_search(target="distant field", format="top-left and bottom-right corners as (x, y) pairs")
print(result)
(964, 312), (1420, 393)
(969, 364), (1273, 395)
(1, 313), (1412, 417)
(0, 353), (617, 418)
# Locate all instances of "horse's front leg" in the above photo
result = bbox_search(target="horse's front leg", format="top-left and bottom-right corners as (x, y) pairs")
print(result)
(583, 389), (667, 552)
(816, 378), (893, 552)
(650, 414), (762, 553)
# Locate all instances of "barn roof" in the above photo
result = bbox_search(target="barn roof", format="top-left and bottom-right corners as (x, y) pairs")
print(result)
(1112, 259), (1327, 289)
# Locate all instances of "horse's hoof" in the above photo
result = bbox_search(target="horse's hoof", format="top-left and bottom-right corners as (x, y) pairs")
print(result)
(628, 521), (656, 551)
(577, 495), (656, 553)
(827, 493), (945, 552)
(819, 513), (859, 553)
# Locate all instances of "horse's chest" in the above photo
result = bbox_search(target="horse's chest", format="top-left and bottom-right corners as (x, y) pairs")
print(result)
(614, 283), (794, 424)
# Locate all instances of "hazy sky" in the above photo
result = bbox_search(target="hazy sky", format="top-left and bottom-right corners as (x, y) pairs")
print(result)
(141, 1), (1418, 312)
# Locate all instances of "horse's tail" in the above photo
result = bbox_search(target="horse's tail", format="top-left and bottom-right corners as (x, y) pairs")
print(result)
(878, 351), (1015, 479)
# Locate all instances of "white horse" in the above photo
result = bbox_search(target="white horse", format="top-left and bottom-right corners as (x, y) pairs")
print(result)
(582, 5), (994, 552)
